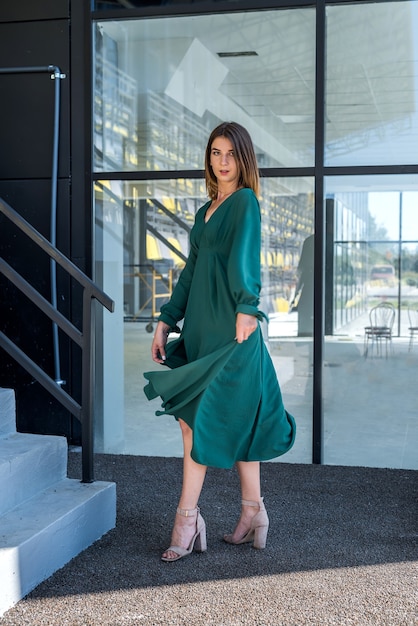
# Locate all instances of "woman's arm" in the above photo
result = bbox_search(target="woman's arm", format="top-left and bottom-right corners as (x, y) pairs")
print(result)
(151, 320), (171, 363)
(158, 242), (197, 327)
(227, 190), (264, 343)
(235, 311), (258, 344)
(151, 210), (203, 360)
(150, 248), (197, 363)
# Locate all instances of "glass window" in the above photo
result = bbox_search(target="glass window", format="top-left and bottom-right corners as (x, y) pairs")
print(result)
(402, 192), (418, 241)
(94, 9), (316, 172)
(260, 176), (314, 465)
(91, 3), (418, 470)
(93, 176), (314, 462)
(326, 2), (418, 166)
(324, 175), (418, 469)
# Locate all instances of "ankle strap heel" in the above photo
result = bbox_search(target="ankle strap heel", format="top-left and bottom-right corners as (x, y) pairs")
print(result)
(161, 506), (207, 562)
(224, 498), (269, 549)
(176, 506), (199, 517)
(241, 497), (265, 511)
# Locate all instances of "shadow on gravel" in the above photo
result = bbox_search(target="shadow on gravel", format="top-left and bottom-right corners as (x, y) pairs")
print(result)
(24, 453), (418, 599)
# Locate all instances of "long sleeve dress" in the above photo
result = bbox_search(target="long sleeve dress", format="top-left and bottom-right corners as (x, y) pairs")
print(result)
(144, 188), (295, 469)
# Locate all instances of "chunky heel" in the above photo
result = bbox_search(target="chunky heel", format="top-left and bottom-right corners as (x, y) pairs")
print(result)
(161, 506), (207, 562)
(253, 520), (269, 549)
(224, 498), (269, 550)
(194, 516), (207, 552)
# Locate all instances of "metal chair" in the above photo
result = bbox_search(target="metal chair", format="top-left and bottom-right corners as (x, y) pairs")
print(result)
(408, 308), (418, 352)
(364, 302), (395, 358)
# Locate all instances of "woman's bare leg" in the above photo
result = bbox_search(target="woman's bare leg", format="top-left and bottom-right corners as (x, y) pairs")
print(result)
(162, 419), (207, 560)
(226, 461), (262, 542)
(177, 419), (207, 509)
(236, 461), (261, 501)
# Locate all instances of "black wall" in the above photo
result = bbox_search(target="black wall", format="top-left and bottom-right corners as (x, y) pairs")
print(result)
(0, 0), (90, 442)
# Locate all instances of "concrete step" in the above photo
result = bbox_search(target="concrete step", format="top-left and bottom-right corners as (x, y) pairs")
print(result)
(0, 477), (116, 617)
(0, 432), (68, 517)
(0, 388), (16, 435)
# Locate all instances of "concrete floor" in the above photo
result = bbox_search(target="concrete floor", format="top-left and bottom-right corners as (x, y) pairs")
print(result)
(122, 318), (418, 470)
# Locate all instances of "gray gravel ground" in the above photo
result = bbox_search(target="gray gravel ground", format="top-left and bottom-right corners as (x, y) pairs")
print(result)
(1, 453), (417, 626)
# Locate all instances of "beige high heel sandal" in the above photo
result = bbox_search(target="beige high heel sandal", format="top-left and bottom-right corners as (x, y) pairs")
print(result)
(223, 498), (269, 549)
(161, 506), (207, 562)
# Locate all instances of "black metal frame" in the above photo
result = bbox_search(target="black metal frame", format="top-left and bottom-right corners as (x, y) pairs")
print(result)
(0, 199), (114, 483)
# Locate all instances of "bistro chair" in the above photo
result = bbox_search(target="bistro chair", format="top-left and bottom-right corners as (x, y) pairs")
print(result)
(364, 302), (396, 358)
(408, 308), (418, 352)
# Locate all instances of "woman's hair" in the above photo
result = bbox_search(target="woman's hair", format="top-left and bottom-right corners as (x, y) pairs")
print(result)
(204, 121), (260, 199)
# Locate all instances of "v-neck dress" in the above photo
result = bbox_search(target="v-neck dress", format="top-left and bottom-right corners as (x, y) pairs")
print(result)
(144, 188), (295, 469)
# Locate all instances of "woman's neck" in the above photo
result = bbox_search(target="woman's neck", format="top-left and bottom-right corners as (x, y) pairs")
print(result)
(216, 185), (239, 201)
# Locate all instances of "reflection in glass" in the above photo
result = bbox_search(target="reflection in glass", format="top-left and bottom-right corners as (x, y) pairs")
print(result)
(95, 176), (315, 335)
(91, 1), (418, 469)
(94, 9), (315, 172)
(401, 243), (418, 336)
(94, 177), (314, 462)
(326, 2), (418, 166)
(121, 179), (206, 321)
(259, 177), (314, 339)
(324, 175), (418, 470)
(326, 177), (418, 337)
(367, 192), (400, 241)
(402, 192), (418, 241)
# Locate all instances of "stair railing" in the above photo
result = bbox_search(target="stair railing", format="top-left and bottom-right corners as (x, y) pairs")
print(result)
(0, 198), (114, 483)
(0, 65), (67, 389)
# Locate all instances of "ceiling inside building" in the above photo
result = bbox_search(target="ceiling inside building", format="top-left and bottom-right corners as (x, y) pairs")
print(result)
(99, 3), (418, 167)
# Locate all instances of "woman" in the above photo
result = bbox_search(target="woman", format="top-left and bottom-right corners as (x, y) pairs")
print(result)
(144, 121), (295, 562)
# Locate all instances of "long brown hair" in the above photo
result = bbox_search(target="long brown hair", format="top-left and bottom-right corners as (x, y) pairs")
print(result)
(204, 122), (260, 199)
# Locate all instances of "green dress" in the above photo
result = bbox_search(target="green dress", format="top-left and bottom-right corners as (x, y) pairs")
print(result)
(144, 188), (295, 469)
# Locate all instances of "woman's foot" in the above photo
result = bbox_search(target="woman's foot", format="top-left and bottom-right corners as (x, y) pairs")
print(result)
(223, 498), (269, 549)
(161, 506), (207, 562)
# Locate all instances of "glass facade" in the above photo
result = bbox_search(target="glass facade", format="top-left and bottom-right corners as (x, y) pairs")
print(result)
(92, 0), (418, 469)
(325, 2), (418, 166)
(324, 175), (418, 468)
(93, 10), (316, 173)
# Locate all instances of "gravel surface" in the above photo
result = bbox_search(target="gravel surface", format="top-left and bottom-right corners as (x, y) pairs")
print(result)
(1, 453), (417, 626)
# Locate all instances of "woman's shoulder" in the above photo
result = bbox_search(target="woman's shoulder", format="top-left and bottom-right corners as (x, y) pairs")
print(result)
(235, 187), (259, 206)
(236, 187), (257, 198)
(232, 188), (260, 216)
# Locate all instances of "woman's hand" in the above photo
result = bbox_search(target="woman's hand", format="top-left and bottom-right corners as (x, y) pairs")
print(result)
(151, 321), (171, 363)
(235, 312), (258, 344)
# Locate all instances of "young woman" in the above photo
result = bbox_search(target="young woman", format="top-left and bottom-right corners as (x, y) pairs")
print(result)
(144, 121), (295, 562)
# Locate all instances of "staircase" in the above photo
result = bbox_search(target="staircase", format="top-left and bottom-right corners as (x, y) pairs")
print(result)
(0, 388), (116, 617)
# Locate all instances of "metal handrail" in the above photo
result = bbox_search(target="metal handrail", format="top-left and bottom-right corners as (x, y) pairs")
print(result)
(0, 64), (67, 386)
(0, 198), (114, 483)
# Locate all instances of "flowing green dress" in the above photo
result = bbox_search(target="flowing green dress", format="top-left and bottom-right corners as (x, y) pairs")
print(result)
(144, 188), (295, 469)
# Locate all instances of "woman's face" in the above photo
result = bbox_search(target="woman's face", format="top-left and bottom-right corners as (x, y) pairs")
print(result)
(209, 136), (240, 188)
